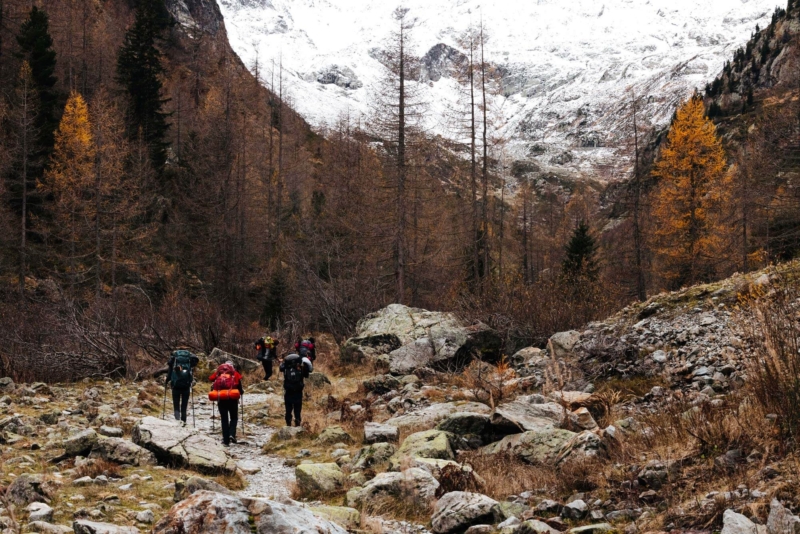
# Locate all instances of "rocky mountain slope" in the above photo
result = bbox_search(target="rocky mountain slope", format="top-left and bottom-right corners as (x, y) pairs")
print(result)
(217, 0), (775, 182)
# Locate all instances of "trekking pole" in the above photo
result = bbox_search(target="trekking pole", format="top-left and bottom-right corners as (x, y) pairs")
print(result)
(162, 383), (167, 419)
(211, 401), (215, 432)
(240, 394), (246, 438)
(191, 384), (196, 428)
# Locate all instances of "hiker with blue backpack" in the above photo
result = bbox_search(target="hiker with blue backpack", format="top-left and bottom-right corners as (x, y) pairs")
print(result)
(279, 350), (313, 427)
(165, 349), (200, 425)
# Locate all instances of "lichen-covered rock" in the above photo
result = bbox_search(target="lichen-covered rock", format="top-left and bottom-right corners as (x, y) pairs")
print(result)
(386, 402), (492, 433)
(556, 431), (608, 465)
(314, 426), (352, 445)
(432, 492), (501, 534)
(721, 509), (759, 534)
(352, 442), (396, 470)
(63, 429), (98, 457)
(207, 347), (258, 372)
(548, 331), (581, 358)
(308, 506), (361, 531)
(490, 396), (565, 433)
(173, 476), (232, 502)
(132, 416), (237, 473)
(152, 491), (249, 534)
(295, 463), (345, 494)
(390, 429), (454, 470)
(7, 474), (47, 506)
(364, 421), (399, 444)
(254, 499), (348, 534)
(482, 429), (576, 464)
(89, 438), (156, 466)
(436, 412), (491, 437)
(768, 499), (800, 534)
(345, 468), (439, 509)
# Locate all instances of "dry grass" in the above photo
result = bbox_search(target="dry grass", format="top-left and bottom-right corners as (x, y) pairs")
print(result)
(75, 459), (122, 479)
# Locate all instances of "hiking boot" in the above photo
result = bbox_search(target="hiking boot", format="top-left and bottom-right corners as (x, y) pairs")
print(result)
(222, 440), (230, 447)
(230, 437), (237, 444)
(294, 420), (302, 427)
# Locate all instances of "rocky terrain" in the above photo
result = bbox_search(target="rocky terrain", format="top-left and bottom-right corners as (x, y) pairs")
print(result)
(3, 263), (800, 534)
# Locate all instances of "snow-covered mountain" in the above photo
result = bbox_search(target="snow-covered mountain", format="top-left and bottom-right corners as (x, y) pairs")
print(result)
(217, 0), (775, 182)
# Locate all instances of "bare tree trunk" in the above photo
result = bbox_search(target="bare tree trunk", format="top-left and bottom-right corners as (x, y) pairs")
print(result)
(631, 94), (646, 301)
(479, 22), (489, 288)
(469, 36), (479, 288)
(395, 22), (407, 304)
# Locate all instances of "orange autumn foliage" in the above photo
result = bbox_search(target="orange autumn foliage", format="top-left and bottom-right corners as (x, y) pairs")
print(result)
(650, 94), (733, 288)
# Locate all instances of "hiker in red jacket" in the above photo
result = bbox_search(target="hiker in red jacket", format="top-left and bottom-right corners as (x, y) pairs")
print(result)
(209, 361), (243, 446)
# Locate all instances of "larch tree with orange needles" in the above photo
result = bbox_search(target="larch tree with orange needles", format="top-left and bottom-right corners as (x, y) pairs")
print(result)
(650, 94), (732, 289)
(39, 91), (96, 287)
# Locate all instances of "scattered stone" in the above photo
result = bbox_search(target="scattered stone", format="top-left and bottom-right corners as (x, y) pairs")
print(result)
(432, 492), (501, 534)
(483, 429), (575, 464)
(721, 509), (758, 534)
(173, 476), (232, 502)
(390, 429), (455, 470)
(352, 442), (396, 470)
(346, 468), (439, 509)
(26, 522), (73, 534)
(308, 506), (361, 531)
(134, 510), (155, 524)
(314, 426), (352, 446)
(569, 524), (614, 534)
(7, 474), (47, 506)
(569, 408), (598, 431)
(767, 499), (800, 534)
(516, 520), (560, 534)
(89, 438), (157, 467)
(152, 491), (249, 534)
(27, 503), (54, 522)
(98, 426), (123, 438)
(548, 331), (581, 358)
(386, 402), (492, 433)
(73, 477), (93, 487)
(561, 500), (587, 520)
(490, 396), (565, 433)
(64, 429), (98, 457)
(465, 526), (494, 534)
(73, 521), (140, 534)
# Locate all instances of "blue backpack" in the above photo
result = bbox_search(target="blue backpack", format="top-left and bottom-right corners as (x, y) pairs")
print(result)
(171, 350), (194, 389)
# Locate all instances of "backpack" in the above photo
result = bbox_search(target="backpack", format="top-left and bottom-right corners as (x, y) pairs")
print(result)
(283, 355), (305, 392)
(298, 339), (315, 361)
(212, 364), (239, 391)
(171, 350), (193, 389)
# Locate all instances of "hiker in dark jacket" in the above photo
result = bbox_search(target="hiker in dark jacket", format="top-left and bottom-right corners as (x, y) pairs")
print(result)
(165, 350), (199, 424)
(255, 335), (280, 381)
(279, 352), (313, 427)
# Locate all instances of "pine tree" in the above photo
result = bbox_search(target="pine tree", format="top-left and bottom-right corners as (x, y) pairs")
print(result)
(39, 91), (96, 286)
(116, 0), (172, 173)
(651, 95), (731, 288)
(562, 221), (598, 281)
(16, 7), (58, 157)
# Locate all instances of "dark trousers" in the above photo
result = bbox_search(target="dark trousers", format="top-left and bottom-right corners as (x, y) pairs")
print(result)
(261, 359), (273, 380)
(284, 389), (303, 426)
(172, 387), (190, 422)
(218, 399), (239, 444)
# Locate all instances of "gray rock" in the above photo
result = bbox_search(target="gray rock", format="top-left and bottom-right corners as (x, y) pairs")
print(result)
(548, 331), (581, 358)
(98, 426), (123, 438)
(27, 503), (53, 522)
(390, 429), (455, 470)
(64, 429), (98, 457)
(7, 474), (47, 506)
(26, 522), (73, 534)
(721, 509), (759, 534)
(386, 402), (492, 433)
(516, 520), (560, 534)
(637, 460), (672, 490)
(132, 416), (237, 473)
(254, 498), (348, 534)
(174, 476), (232, 502)
(555, 431), (608, 464)
(561, 500), (587, 520)
(436, 412), (491, 437)
(432, 492), (501, 534)
(152, 491), (249, 534)
(364, 422), (399, 444)
(346, 468), (439, 509)
(314, 426), (352, 445)
(295, 463), (345, 494)
(569, 408), (598, 431)
(569, 525), (614, 534)
(73, 477), (93, 486)
(465, 526), (494, 534)
(491, 397), (565, 433)
(307, 506), (361, 531)
(767, 499), (800, 534)
(0, 377), (14, 390)
(274, 426), (306, 441)
(73, 521), (140, 534)
(134, 510), (154, 524)
(482, 429), (576, 464)
(89, 438), (157, 467)
(352, 442), (396, 470)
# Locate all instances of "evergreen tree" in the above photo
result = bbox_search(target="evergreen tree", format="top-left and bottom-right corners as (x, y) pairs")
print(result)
(16, 6), (58, 158)
(562, 221), (598, 281)
(116, 0), (172, 173)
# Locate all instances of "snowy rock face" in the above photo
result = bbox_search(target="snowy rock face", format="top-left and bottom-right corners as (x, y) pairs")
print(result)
(216, 0), (774, 181)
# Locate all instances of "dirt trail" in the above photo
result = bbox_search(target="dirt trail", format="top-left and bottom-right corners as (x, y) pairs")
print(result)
(192, 392), (295, 499)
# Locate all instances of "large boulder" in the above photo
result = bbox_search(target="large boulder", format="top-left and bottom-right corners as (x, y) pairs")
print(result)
(152, 491), (249, 534)
(314, 426), (352, 445)
(547, 331), (581, 359)
(208, 347), (258, 373)
(432, 492), (501, 534)
(555, 431), (608, 464)
(482, 429), (576, 464)
(254, 499), (348, 534)
(391, 429), (454, 470)
(343, 305), (501, 372)
(89, 438), (156, 466)
(7, 474), (48, 506)
(346, 468), (439, 509)
(308, 506), (361, 531)
(63, 429), (98, 457)
(295, 463), (345, 494)
(132, 416), (237, 473)
(768, 499), (800, 534)
(173, 476), (232, 502)
(436, 412), (491, 437)
(73, 521), (140, 534)
(386, 402), (492, 434)
(490, 396), (565, 433)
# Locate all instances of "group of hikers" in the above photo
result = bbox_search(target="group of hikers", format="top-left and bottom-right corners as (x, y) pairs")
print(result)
(164, 335), (316, 446)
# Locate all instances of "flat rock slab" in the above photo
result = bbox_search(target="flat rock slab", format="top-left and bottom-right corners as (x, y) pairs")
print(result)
(491, 396), (565, 432)
(386, 401), (492, 433)
(73, 521), (140, 534)
(132, 416), (236, 474)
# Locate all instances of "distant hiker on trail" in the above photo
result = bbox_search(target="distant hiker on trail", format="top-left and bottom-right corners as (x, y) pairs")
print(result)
(294, 337), (317, 362)
(165, 349), (199, 425)
(255, 334), (279, 381)
(279, 351), (313, 427)
(209, 361), (243, 446)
